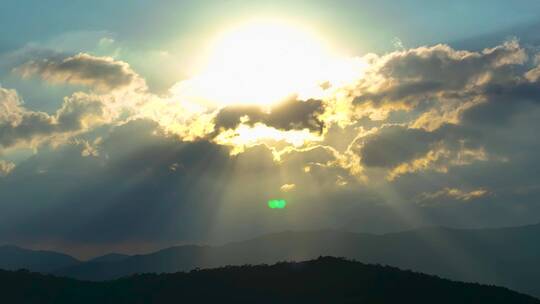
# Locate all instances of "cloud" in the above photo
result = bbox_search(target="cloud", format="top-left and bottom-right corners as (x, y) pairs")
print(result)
(0, 87), (23, 124)
(71, 137), (102, 157)
(346, 40), (536, 136)
(280, 183), (296, 192)
(340, 40), (540, 187)
(3, 39), (540, 254)
(358, 125), (439, 168)
(15, 53), (145, 91)
(525, 65), (540, 82)
(0, 160), (15, 177)
(354, 40), (526, 108)
(0, 87), (114, 150)
(213, 97), (325, 134)
(0, 119), (234, 245)
(386, 145), (491, 181)
(418, 187), (489, 204)
(209, 97), (326, 155)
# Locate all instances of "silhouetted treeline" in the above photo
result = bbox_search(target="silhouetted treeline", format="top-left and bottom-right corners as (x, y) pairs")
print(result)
(2, 257), (538, 304)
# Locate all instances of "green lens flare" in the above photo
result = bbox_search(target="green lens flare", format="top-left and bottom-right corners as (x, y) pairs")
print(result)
(268, 199), (287, 209)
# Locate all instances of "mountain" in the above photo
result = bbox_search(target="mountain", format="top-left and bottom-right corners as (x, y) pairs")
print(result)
(53, 224), (540, 297)
(4, 257), (539, 304)
(0, 245), (79, 272)
(88, 253), (130, 263)
(54, 245), (210, 280)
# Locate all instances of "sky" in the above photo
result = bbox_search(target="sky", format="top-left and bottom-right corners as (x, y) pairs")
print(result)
(1, 0), (540, 258)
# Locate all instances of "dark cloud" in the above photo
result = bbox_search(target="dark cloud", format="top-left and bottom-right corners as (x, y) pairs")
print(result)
(359, 126), (438, 168)
(214, 97), (325, 133)
(15, 53), (144, 91)
(354, 41), (526, 108)
(461, 79), (540, 125)
(378, 41), (524, 85)
(357, 123), (482, 169)
(0, 119), (234, 245)
(213, 105), (265, 130)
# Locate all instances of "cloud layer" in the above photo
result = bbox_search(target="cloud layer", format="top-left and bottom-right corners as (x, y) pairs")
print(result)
(1, 40), (540, 256)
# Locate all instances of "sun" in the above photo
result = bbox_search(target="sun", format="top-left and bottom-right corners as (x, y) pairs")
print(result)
(166, 19), (366, 151)
(172, 19), (361, 107)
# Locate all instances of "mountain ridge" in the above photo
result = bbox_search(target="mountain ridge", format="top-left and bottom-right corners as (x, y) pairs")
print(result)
(0, 245), (80, 272)
(52, 224), (540, 297)
(3, 223), (540, 297)
(3, 257), (539, 304)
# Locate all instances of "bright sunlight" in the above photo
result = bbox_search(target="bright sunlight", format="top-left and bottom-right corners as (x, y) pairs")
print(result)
(172, 19), (363, 107)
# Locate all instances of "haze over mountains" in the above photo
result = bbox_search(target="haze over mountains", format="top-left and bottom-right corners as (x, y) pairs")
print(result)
(3, 223), (540, 298)
(2, 257), (539, 304)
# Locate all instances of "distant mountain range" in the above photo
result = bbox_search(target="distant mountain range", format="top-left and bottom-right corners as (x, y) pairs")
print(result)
(2, 223), (540, 297)
(87, 253), (130, 264)
(2, 257), (538, 304)
(0, 245), (79, 272)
